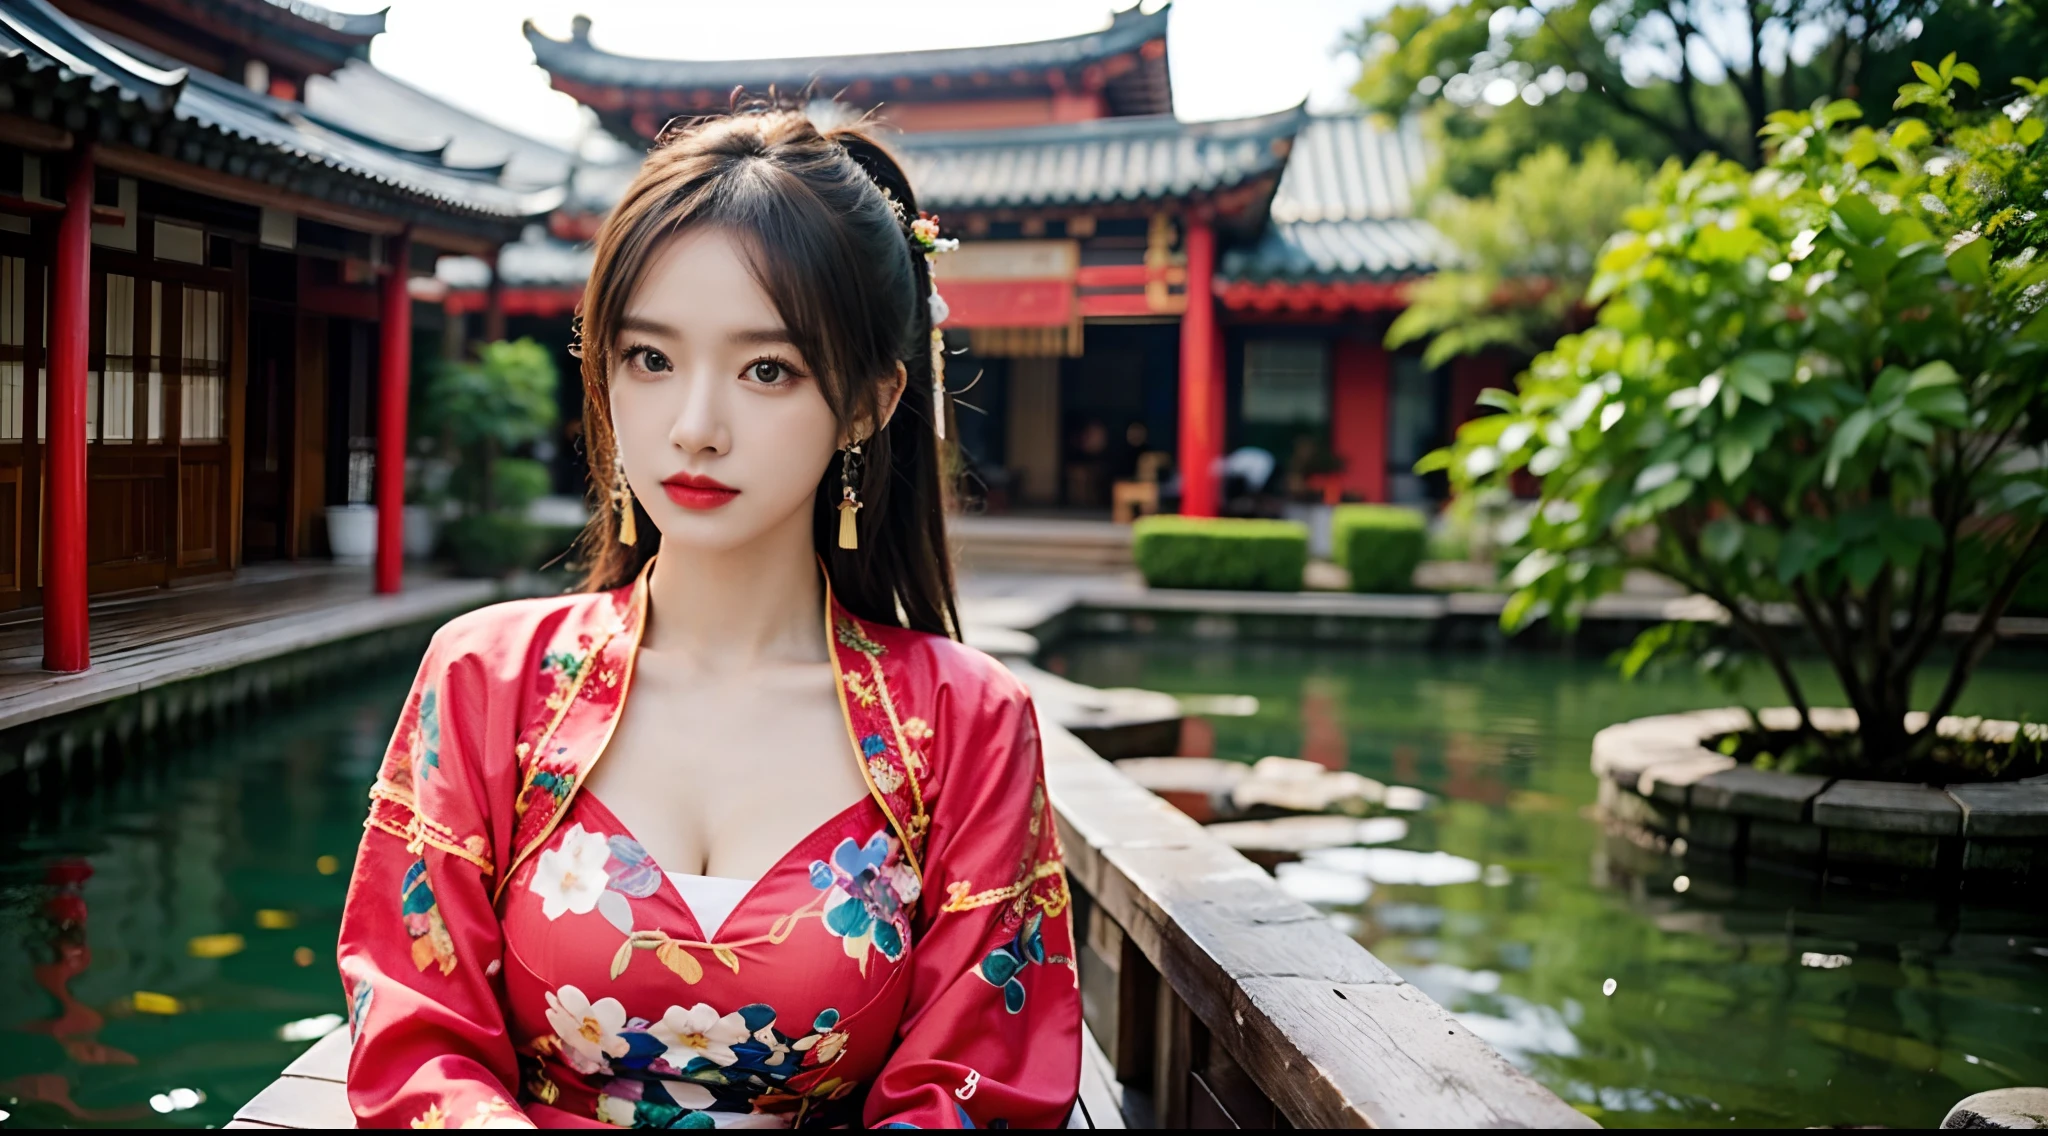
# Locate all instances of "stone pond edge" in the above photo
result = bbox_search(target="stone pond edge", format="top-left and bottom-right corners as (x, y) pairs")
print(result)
(1590, 708), (2048, 874)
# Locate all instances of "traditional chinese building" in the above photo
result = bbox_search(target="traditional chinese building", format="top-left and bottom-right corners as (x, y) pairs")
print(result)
(468, 5), (1486, 520)
(0, 0), (565, 670)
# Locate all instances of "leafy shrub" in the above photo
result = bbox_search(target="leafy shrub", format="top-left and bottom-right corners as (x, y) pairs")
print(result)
(1332, 505), (1427, 592)
(1133, 517), (1307, 591)
(1433, 59), (2048, 770)
(444, 513), (542, 579)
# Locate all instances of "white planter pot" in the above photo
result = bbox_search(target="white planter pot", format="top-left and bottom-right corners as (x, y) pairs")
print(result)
(403, 505), (440, 560)
(326, 504), (378, 566)
(1282, 502), (1335, 559)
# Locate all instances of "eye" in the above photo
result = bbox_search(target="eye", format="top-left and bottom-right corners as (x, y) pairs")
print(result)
(746, 359), (792, 385)
(623, 345), (671, 374)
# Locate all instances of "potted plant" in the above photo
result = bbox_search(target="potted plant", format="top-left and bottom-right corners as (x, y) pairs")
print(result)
(416, 338), (561, 578)
(1430, 59), (2047, 780)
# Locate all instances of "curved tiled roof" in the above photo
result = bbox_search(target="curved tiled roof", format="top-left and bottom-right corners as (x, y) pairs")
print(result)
(0, 0), (562, 221)
(1270, 114), (1431, 223)
(526, 5), (1168, 103)
(1220, 218), (1446, 282)
(893, 104), (1305, 211)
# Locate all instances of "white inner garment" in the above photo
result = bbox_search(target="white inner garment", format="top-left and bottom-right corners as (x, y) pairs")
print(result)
(667, 873), (755, 939)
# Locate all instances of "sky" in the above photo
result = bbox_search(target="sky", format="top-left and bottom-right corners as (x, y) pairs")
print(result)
(323, 0), (1389, 153)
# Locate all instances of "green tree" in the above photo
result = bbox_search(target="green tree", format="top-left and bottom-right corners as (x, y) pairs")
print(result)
(1351, 0), (2048, 196)
(417, 337), (559, 516)
(1427, 62), (2048, 769)
(1386, 142), (1648, 366)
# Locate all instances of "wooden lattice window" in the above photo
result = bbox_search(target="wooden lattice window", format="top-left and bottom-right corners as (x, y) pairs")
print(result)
(181, 285), (224, 442)
(0, 256), (25, 442)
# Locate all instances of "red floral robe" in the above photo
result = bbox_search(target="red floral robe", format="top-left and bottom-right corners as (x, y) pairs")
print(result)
(336, 572), (1079, 1129)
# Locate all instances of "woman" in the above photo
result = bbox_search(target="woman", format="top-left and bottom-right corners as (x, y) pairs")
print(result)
(336, 107), (1080, 1129)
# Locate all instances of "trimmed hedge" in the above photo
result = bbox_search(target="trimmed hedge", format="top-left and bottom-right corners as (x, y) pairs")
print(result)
(445, 514), (543, 579)
(1133, 516), (1307, 591)
(1332, 505), (1426, 593)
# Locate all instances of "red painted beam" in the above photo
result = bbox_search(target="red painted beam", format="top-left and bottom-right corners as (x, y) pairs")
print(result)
(43, 145), (93, 673)
(376, 233), (413, 595)
(1177, 216), (1220, 518)
(934, 278), (1073, 328)
(1216, 279), (1411, 313)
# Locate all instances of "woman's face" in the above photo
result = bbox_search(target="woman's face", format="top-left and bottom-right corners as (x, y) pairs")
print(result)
(609, 227), (893, 556)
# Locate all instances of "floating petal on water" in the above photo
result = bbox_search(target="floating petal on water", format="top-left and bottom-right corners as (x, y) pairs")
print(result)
(188, 932), (245, 959)
(278, 1012), (345, 1042)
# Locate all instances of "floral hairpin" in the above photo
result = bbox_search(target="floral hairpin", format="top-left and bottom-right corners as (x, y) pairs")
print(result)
(912, 212), (959, 440)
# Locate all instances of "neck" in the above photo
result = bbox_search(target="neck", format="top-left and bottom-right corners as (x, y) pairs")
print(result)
(641, 517), (825, 668)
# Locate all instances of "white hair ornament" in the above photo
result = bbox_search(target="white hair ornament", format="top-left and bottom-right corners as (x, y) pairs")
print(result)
(910, 214), (959, 439)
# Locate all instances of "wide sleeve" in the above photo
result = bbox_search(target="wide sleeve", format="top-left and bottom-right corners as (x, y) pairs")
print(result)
(336, 631), (532, 1130)
(864, 677), (1082, 1129)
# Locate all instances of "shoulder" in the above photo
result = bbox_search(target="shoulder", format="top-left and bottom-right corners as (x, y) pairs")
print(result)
(863, 620), (1030, 712)
(425, 589), (626, 683)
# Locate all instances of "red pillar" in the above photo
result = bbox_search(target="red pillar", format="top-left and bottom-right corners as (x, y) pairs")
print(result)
(1176, 214), (1220, 517)
(375, 231), (413, 595)
(43, 145), (94, 673)
(1330, 336), (1390, 502)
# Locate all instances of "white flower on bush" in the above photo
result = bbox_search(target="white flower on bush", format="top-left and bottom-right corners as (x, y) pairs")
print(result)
(650, 1002), (749, 1069)
(530, 824), (611, 920)
(544, 984), (630, 1074)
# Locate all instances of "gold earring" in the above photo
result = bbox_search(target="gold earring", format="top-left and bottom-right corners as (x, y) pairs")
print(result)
(837, 440), (863, 551)
(613, 450), (638, 546)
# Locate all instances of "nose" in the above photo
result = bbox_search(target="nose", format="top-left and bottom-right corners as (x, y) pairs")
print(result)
(665, 361), (730, 457)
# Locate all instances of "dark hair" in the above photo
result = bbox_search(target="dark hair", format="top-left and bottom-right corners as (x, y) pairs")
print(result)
(574, 102), (957, 638)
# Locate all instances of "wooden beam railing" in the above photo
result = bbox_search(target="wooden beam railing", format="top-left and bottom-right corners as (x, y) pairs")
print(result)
(1042, 721), (1596, 1129)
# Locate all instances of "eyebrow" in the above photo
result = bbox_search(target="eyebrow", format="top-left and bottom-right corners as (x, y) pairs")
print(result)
(615, 315), (795, 349)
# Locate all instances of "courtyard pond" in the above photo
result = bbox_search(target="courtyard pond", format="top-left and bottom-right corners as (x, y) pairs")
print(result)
(1046, 638), (2048, 1130)
(0, 671), (410, 1129)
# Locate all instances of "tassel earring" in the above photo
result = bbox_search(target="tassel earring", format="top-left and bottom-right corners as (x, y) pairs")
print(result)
(613, 451), (638, 546)
(837, 440), (864, 551)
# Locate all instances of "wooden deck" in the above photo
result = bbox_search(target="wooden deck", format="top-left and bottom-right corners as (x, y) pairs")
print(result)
(228, 1024), (1129, 1129)
(0, 564), (495, 745)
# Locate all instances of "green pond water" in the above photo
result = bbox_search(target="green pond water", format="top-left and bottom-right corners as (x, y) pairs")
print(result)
(1045, 639), (2048, 1130)
(0, 641), (2042, 1129)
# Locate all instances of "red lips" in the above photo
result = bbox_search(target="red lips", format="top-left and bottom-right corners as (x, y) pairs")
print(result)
(661, 471), (740, 510)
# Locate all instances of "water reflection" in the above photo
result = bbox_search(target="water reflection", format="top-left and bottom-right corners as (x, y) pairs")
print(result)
(1051, 639), (2048, 1129)
(0, 671), (412, 1129)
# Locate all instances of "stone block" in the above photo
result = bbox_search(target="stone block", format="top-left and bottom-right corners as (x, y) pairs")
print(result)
(1680, 808), (1744, 850)
(1637, 754), (1736, 806)
(1941, 1086), (2048, 1129)
(1826, 827), (1941, 869)
(1748, 817), (1825, 859)
(1962, 839), (2048, 874)
(1813, 780), (1961, 835)
(1946, 782), (2048, 838)
(1605, 786), (1680, 833)
(1690, 766), (1831, 822)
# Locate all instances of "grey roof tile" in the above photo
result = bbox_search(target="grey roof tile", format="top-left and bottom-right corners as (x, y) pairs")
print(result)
(0, 0), (562, 220)
(526, 5), (1167, 98)
(893, 104), (1303, 210)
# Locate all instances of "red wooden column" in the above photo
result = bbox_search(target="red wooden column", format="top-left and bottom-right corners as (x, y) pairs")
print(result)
(43, 145), (94, 673)
(1330, 336), (1391, 502)
(375, 230), (413, 595)
(1176, 214), (1220, 517)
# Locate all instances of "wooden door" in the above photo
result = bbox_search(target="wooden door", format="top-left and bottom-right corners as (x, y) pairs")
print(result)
(0, 247), (37, 609)
(240, 306), (293, 561)
(85, 269), (174, 593)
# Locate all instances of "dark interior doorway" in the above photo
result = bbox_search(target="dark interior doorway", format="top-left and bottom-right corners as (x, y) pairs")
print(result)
(241, 307), (295, 561)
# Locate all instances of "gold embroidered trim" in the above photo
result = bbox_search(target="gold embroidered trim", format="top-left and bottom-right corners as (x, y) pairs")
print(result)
(828, 605), (925, 881)
(863, 652), (930, 842)
(940, 858), (1069, 914)
(368, 781), (496, 875)
(496, 578), (646, 902)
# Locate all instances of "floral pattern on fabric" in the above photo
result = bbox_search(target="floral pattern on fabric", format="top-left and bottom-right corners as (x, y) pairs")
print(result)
(808, 831), (918, 972)
(418, 687), (443, 781)
(977, 912), (1051, 1015)
(528, 823), (660, 933)
(536, 987), (857, 1128)
(401, 858), (457, 975)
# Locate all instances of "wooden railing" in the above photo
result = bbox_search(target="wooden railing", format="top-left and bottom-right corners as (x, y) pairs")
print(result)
(1042, 721), (1595, 1128)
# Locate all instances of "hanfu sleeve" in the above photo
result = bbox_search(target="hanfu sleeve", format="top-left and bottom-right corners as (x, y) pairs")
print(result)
(336, 630), (533, 1130)
(864, 671), (1082, 1129)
